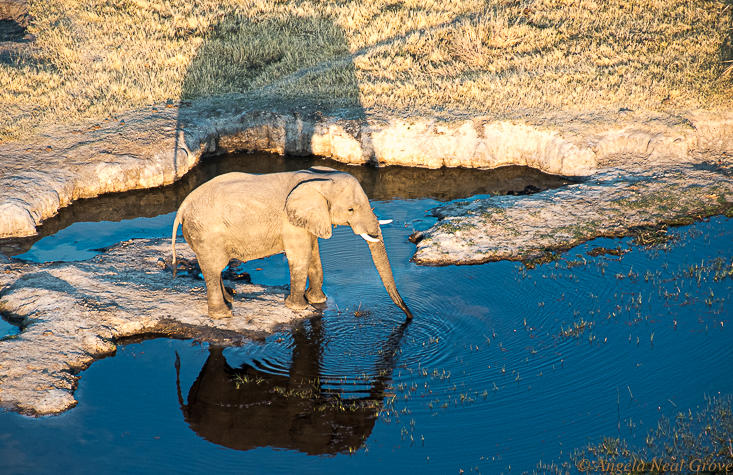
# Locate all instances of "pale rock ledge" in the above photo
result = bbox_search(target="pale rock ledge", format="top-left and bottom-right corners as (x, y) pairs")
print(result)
(0, 104), (731, 240)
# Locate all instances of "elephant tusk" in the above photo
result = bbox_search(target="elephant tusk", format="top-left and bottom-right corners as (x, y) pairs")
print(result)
(360, 233), (380, 243)
(378, 219), (393, 225)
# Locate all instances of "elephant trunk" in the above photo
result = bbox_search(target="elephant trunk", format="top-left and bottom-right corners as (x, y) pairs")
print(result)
(367, 239), (414, 320)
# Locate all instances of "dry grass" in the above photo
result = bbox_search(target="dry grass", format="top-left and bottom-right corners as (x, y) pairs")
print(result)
(1, 0), (731, 141)
(355, 0), (733, 117)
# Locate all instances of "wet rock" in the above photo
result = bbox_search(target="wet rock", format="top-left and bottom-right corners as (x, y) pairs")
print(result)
(0, 238), (315, 416)
(412, 155), (733, 265)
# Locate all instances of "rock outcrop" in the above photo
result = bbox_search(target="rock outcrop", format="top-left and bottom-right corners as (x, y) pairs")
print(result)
(411, 154), (733, 265)
(1, 101), (732, 240)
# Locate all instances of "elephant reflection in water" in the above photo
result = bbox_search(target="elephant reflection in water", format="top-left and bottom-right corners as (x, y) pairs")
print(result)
(175, 320), (408, 455)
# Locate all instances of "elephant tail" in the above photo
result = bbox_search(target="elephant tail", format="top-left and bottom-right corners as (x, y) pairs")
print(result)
(171, 209), (183, 278)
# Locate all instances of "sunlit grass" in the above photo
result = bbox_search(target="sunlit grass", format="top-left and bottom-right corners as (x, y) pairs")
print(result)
(1, 0), (731, 142)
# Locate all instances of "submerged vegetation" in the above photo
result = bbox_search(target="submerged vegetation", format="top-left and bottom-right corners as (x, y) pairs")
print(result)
(557, 318), (594, 339)
(1, 0), (732, 140)
(571, 395), (733, 475)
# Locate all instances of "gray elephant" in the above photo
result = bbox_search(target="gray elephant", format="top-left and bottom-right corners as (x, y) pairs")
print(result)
(171, 166), (413, 320)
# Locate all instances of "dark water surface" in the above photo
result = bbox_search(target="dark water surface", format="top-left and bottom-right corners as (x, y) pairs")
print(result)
(1, 154), (731, 474)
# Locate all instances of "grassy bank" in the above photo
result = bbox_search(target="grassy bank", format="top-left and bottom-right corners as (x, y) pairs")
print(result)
(1, 0), (731, 142)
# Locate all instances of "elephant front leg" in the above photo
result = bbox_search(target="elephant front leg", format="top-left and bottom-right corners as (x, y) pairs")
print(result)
(285, 259), (310, 310)
(305, 236), (327, 304)
(284, 236), (312, 311)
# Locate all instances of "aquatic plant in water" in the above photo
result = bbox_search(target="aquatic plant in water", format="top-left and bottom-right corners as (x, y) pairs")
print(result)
(569, 395), (733, 475)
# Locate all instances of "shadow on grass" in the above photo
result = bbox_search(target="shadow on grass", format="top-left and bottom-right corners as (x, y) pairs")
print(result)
(179, 11), (364, 116)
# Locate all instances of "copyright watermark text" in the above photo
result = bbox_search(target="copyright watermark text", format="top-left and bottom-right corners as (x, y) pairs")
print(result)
(575, 458), (733, 474)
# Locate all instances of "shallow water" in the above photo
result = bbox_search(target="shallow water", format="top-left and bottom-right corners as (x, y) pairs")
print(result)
(1, 155), (731, 474)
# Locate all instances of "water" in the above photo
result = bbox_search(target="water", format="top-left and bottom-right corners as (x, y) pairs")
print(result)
(1, 154), (731, 474)
(0, 318), (18, 339)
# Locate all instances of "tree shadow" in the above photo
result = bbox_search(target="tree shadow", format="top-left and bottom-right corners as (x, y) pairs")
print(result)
(179, 10), (364, 119)
(170, 9), (369, 184)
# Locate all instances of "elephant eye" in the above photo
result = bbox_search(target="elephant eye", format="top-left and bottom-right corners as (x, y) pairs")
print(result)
(348, 208), (354, 212)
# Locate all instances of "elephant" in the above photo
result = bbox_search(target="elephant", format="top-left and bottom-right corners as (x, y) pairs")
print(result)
(171, 166), (413, 320)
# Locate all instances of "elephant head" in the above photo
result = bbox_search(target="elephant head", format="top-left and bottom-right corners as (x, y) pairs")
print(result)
(285, 167), (414, 319)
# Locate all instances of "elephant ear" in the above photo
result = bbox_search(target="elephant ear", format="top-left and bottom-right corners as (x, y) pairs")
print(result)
(285, 179), (333, 239)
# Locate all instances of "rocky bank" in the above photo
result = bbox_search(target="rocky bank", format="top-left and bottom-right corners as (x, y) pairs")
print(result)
(1, 100), (732, 241)
(411, 152), (733, 265)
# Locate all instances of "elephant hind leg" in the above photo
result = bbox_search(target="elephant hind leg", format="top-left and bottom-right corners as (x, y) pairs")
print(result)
(200, 257), (233, 319)
(221, 279), (233, 305)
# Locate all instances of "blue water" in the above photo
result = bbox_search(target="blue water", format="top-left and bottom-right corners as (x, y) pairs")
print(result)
(1, 172), (732, 474)
(13, 214), (176, 263)
(0, 319), (19, 339)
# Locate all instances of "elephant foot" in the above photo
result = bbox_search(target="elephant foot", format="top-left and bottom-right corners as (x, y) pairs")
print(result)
(285, 294), (309, 311)
(208, 304), (233, 319)
(305, 288), (327, 304)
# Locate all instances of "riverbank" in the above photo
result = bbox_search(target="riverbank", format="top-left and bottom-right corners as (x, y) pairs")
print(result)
(1, 98), (732, 242)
